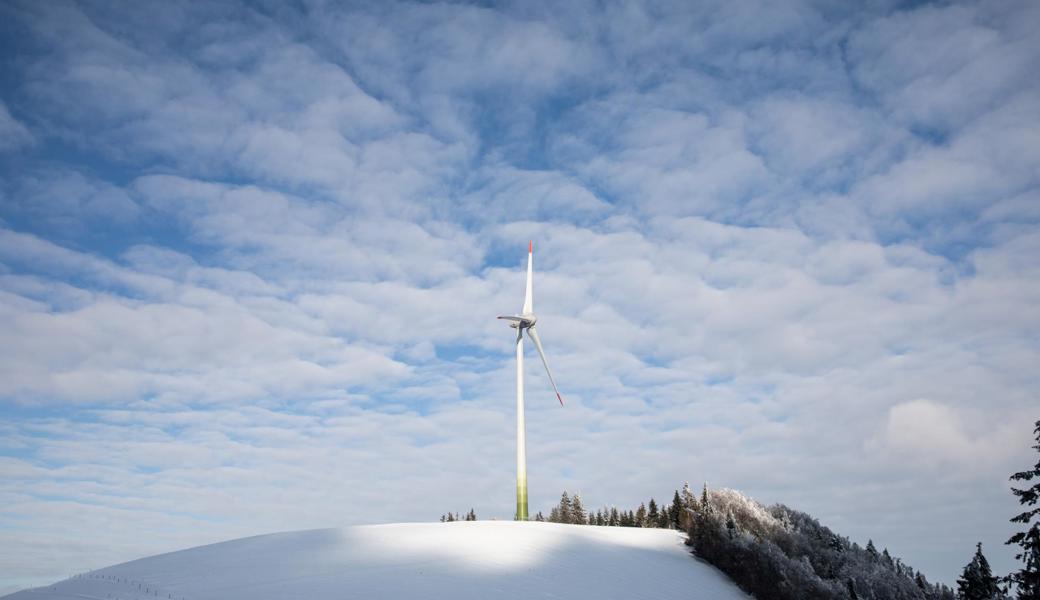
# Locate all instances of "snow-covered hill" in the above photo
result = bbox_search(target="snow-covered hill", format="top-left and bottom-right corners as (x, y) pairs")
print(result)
(3, 521), (747, 600)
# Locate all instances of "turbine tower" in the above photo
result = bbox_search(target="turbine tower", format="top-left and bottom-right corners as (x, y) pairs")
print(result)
(498, 241), (563, 521)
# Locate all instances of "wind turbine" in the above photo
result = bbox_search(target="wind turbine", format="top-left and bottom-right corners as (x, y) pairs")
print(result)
(498, 241), (563, 521)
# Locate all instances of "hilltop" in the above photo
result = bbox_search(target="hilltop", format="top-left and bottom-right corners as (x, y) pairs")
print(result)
(2, 521), (747, 600)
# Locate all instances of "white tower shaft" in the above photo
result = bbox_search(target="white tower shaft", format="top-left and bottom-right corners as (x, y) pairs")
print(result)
(516, 329), (527, 521)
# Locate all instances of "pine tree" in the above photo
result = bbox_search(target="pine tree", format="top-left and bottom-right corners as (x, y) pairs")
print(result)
(658, 505), (670, 529)
(648, 498), (659, 527)
(558, 492), (573, 524)
(915, 571), (928, 591)
(571, 493), (586, 525)
(670, 491), (682, 529)
(1008, 419), (1040, 600)
(534, 511), (545, 522)
(866, 540), (879, 562)
(636, 503), (647, 527)
(609, 507), (620, 526)
(679, 482), (697, 530)
(466, 508), (476, 521)
(956, 542), (1000, 600)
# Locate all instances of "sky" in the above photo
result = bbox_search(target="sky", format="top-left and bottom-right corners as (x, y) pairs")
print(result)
(0, 0), (1038, 593)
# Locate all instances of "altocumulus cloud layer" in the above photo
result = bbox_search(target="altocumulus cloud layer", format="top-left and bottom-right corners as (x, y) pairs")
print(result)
(0, 0), (1038, 593)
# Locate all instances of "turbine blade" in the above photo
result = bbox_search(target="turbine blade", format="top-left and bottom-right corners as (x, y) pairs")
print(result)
(526, 325), (563, 406)
(499, 315), (535, 327)
(522, 241), (533, 314)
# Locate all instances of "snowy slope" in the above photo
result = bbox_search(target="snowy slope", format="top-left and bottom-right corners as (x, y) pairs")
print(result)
(3, 521), (748, 600)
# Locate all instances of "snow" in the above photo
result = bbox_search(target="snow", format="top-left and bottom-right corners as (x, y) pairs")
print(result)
(3, 521), (748, 600)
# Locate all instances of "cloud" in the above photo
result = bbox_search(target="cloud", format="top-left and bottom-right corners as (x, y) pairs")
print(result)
(879, 399), (1028, 471)
(0, 102), (34, 151)
(1, 0), (1038, 593)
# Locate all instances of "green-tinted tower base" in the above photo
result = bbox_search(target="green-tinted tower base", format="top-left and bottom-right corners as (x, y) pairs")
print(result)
(516, 480), (528, 521)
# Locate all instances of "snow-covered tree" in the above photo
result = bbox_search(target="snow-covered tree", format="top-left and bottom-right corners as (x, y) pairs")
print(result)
(636, 503), (647, 527)
(956, 543), (1001, 600)
(866, 540), (879, 562)
(571, 493), (586, 525)
(558, 492), (572, 524)
(679, 482), (697, 530)
(1008, 420), (1040, 600)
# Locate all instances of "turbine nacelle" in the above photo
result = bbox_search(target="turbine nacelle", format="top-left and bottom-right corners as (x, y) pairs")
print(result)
(497, 314), (537, 329)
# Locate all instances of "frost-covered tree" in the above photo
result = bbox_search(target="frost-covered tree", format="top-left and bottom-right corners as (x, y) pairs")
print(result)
(866, 540), (879, 562)
(687, 487), (943, 600)
(636, 503), (647, 527)
(648, 498), (660, 526)
(556, 492), (572, 524)
(1008, 420), (1040, 600)
(956, 543), (1001, 600)
(679, 482), (697, 530)
(571, 493), (586, 525)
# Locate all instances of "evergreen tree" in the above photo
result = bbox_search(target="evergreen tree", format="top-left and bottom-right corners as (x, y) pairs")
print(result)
(609, 507), (620, 526)
(636, 503), (648, 527)
(558, 492), (573, 524)
(572, 493), (586, 525)
(1008, 419), (1040, 600)
(465, 508), (476, 521)
(916, 571), (928, 591)
(680, 482), (697, 530)
(658, 505), (670, 529)
(648, 498), (659, 526)
(957, 543), (1000, 600)
(440, 514), (446, 522)
(548, 507), (560, 522)
(696, 483), (714, 525)
(866, 540), (879, 562)
(534, 511), (545, 522)
(670, 491), (683, 529)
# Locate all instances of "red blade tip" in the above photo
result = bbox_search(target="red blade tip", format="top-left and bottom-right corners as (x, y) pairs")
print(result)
(529, 240), (533, 253)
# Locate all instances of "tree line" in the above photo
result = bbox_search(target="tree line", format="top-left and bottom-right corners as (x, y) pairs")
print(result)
(435, 419), (1039, 600)
(532, 419), (1040, 600)
(536, 486), (697, 529)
